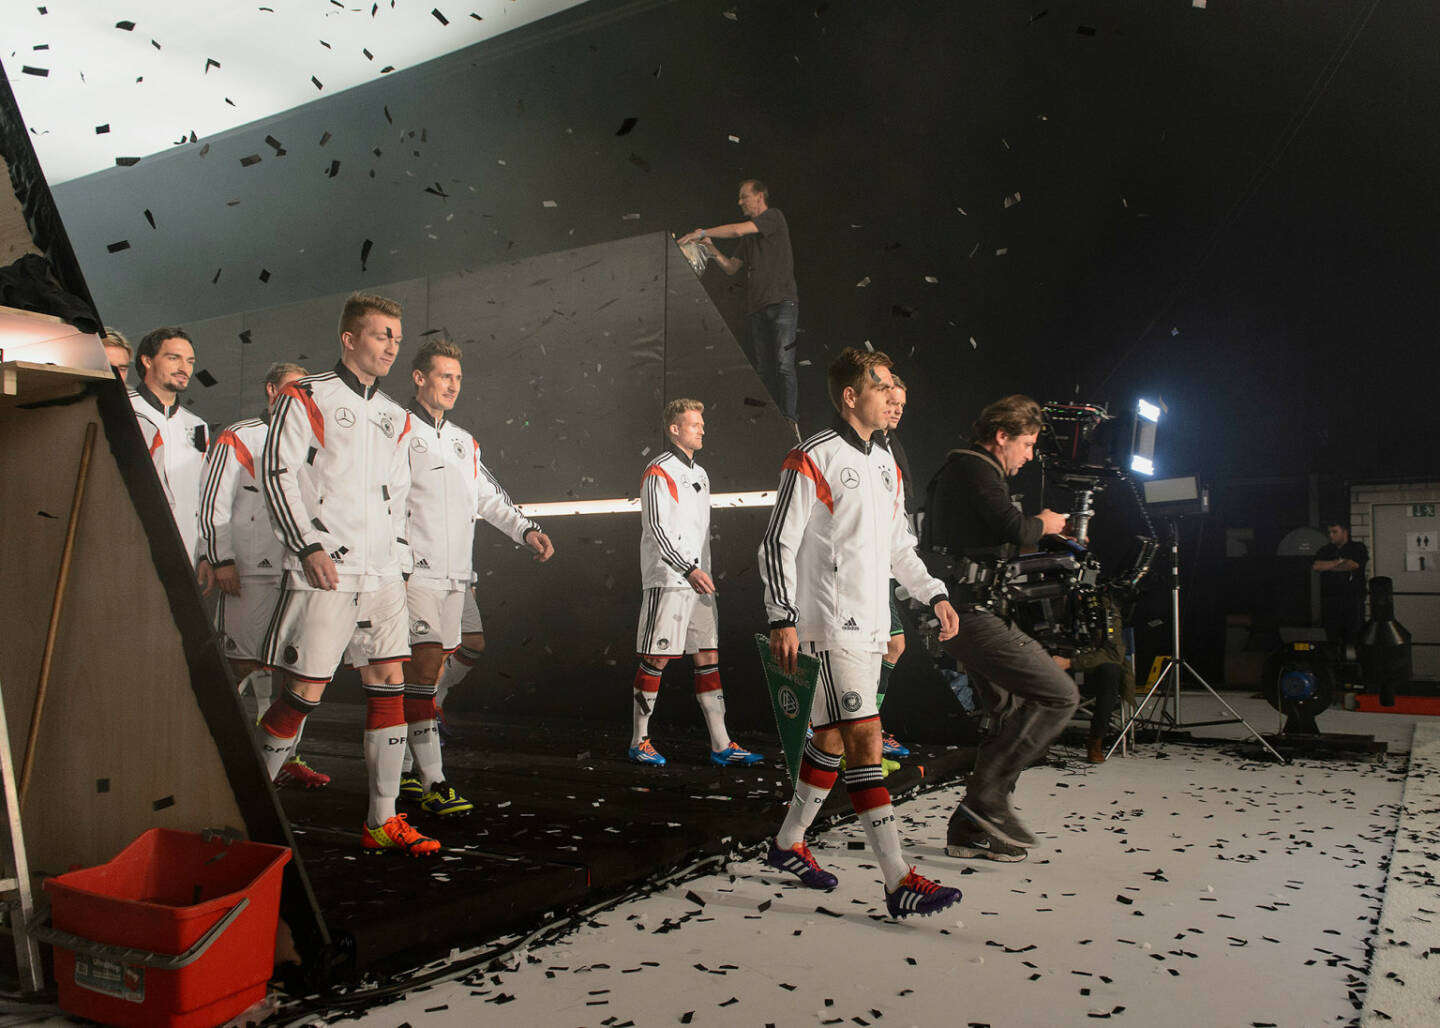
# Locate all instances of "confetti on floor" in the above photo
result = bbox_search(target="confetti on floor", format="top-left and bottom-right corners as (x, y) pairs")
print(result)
(260, 728), (1417, 1028)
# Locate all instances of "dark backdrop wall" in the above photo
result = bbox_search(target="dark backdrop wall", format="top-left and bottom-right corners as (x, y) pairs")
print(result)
(41, 0), (1440, 699)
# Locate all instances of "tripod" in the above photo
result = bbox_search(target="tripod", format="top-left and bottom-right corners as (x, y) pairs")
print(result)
(1108, 517), (1287, 764)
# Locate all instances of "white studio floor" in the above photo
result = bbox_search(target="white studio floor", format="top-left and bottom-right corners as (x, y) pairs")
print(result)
(11, 695), (1437, 1028)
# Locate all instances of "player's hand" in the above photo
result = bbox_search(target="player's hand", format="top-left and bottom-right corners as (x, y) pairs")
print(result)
(1038, 508), (1069, 535)
(933, 600), (959, 641)
(215, 563), (242, 596)
(524, 529), (555, 562)
(196, 559), (216, 597)
(301, 550), (340, 590)
(770, 626), (800, 676)
(685, 567), (717, 595)
(677, 229), (705, 245)
(1052, 654), (1072, 671)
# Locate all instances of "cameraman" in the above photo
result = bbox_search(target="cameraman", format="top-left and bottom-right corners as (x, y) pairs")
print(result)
(924, 394), (1077, 857)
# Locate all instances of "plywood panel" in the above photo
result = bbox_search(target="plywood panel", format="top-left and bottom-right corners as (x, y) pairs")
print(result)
(0, 390), (248, 872)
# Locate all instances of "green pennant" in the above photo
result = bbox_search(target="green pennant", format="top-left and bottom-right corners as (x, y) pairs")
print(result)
(754, 633), (821, 785)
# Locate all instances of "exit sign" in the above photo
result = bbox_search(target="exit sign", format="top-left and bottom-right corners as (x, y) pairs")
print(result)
(1413, 503), (1437, 518)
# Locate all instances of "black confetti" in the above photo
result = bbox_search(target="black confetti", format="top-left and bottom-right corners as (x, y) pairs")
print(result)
(360, 238), (374, 270)
(212, 268), (223, 284)
(312, 75), (323, 90)
(432, 8), (449, 25)
(36, 510), (58, 519)
(115, 20), (134, 30)
(152, 795), (175, 811)
(143, 209), (155, 229)
(239, 154), (261, 167)
(616, 117), (638, 136)
(195, 369), (217, 388)
(265, 134), (286, 154)
(96, 778), (109, 793)
(106, 240), (131, 253)
(204, 57), (220, 73)
(258, 268), (271, 283)
(327, 159), (341, 177)
(21, 66), (49, 77)
(115, 156), (141, 167)
(95, 123), (110, 134)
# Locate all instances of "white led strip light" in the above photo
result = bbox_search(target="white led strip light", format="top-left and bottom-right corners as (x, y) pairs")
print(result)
(518, 490), (777, 517)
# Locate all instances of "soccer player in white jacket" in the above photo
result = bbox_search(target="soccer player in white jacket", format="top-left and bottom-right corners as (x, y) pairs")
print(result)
(129, 327), (209, 563)
(758, 347), (962, 919)
(196, 362), (330, 789)
(398, 339), (555, 816)
(630, 400), (763, 768)
(259, 293), (438, 856)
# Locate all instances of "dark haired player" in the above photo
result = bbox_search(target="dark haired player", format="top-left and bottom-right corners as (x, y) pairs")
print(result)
(760, 347), (961, 918)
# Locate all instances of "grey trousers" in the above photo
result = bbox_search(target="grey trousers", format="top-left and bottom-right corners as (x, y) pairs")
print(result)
(942, 609), (1079, 807)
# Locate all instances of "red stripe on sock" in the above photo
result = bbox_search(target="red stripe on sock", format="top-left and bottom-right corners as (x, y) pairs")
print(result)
(848, 785), (891, 814)
(634, 666), (662, 693)
(403, 696), (437, 723)
(799, 761), (839, 789)
(693, 668), (722, 694)
(260, 700), (306, 740)
(365, 695), (406, 730)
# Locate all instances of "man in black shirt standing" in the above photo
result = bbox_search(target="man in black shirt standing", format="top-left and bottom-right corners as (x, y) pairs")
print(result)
(1313, 521), (1368, 649)
(679, 179), (800, 438)
(923, 395), (1076, 858)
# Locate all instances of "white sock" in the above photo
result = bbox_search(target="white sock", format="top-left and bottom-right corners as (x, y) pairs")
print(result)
(695, 690), (730, 751)
(693, 662), (730, 751)
(402, 744), (414, 774)
(256, 728), (296, 779)
(847, 765), (908, 890)
(776, 741), (841, 849)
(406, 685), (443, 791)
(364, 692), (407, 826)
(436, 647), (479, 708)
(249, 668), (274, 708)
(632, 660), (663, 747)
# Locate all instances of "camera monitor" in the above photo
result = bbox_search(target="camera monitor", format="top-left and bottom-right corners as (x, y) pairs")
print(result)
(1143, 474), (1209, 515)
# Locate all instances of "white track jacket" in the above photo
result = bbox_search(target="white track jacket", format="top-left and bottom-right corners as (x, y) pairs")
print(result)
(197, 417), (285, 577)
(130, 385), (209, 560)
(760, 420), (948, 651)
(639, 446), (710, 589)
(262, 363), (411, 591)
(404, 406), (539, 590)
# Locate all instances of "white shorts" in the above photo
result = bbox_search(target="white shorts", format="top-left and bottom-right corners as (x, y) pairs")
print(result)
(806, 645), (883, 729)
(216, 576), (281, 662)
(460, 587), (484, 635)
(636, 587), (717, 657)
(406, 583), (464, 650)
(264, 577), (409, 681)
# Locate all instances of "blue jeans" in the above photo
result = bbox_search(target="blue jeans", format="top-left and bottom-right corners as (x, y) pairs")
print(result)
(748, 301), (799, 423)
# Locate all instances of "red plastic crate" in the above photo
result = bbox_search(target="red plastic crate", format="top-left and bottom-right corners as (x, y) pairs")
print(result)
(41, 828), (291, 1028)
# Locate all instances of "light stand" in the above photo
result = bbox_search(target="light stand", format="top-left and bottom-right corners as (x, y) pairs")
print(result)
(1109, 517), (1287, 763)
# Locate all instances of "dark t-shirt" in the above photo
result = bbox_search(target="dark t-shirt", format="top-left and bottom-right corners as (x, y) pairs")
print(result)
(1317, 540), (1368, 601)
(736, 207), (798, 313)
(924, 445), (1043, 561)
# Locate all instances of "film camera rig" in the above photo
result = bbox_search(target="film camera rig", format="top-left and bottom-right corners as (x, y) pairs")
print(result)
(998, 402), (1160, 656)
